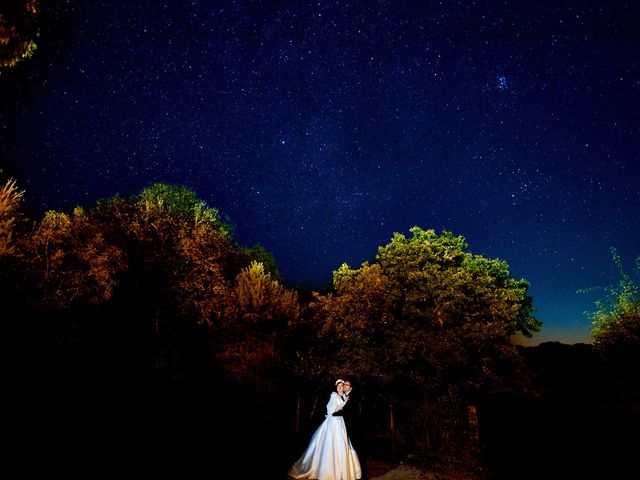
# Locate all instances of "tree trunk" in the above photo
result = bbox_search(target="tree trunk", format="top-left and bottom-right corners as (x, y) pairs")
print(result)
(467, 404), (479, 444)
(390, 403), (396, 458)
(423, 391), (431, 449)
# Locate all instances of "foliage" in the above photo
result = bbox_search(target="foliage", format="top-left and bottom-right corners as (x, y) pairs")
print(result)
(311, 227), (538, 396)
(91, 183), (239, 324)
(241, 243), (281, 280)
(584, 249), (640, 405)
(231, 260), (301, 328)
(0, 178), (23, 256)
(586, 248), (640, 347)
(18, 207), (126, 308)
(5, 183), (254, 382)
(0, 0), (39, 70)
(303, 227), (540, 453)
(215, 261), (302, 398)
(4, 184), (548, 457)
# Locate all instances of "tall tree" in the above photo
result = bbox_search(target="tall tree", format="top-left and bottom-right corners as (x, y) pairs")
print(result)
(84, 183), (244, 379)
(307, 227), (539, 450)
(311, 227), (538, 391)
(215, 260), (302, 399)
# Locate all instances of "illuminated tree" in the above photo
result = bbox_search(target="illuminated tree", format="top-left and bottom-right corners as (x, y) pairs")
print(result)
(6, 183), (254, 381)
(0, 178), (23, 256)
(312, 227), (538, 390)
(216, 261), (302, 398)
(0, 0), (39, 70)
(308, 227), (539, 449)
(586, 249), (640, 407)
(90, 183), (238, 323)
(74, 183), (244, 377)
(241, 243), (281, 280)
(232, 261), (301, 327)
(588, 249), (640, 349)
(18, 207), (126, 309)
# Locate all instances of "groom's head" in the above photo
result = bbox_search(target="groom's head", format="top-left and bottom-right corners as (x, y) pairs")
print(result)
(343, 380), (352, 395)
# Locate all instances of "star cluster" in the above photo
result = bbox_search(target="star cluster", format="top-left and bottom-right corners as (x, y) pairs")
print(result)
(1, 0), (639, 343)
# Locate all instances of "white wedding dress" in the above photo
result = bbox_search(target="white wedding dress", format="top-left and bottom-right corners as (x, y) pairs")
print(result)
(289, 392), (362, 480)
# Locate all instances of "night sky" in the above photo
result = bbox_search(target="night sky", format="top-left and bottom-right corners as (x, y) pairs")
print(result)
(1, 1), (639, 344)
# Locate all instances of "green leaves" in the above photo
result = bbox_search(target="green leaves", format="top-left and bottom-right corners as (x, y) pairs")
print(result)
(311, 227), (539, 396)
(586, 249), (640, 352)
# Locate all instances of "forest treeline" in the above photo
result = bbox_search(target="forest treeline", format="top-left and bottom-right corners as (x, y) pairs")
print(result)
(1, 179), (638, 478)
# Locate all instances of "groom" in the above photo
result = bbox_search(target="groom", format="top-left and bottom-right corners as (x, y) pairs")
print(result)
(334, 379), (368, 479)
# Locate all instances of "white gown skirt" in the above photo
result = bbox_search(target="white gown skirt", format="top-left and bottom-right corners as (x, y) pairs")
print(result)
(289, 415), (361, 480)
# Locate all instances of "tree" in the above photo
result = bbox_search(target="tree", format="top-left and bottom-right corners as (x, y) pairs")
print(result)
(18, 207), (126, 309)
(587, 249), (640, 350)
(83, 183), (245, 379)
(0, 178), (23, 256)
(5, 204), (128, 390)
(215, 261), (302, 399)
(241, 243), (281, 280)
(585, 249), (640, 410)
(8, 183), (254, 382)
(0, 0), (39, 71)
(312, 227), (538, 390)
(232, 261), (301, 328)
(90, 183), (238, 324)
(308, 227), (539, 451)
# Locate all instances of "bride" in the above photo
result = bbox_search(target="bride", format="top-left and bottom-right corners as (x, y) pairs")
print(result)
(289, 379), (362, 480)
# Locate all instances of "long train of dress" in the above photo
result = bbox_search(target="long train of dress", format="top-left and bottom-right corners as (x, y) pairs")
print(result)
(289, 392), (361, 480)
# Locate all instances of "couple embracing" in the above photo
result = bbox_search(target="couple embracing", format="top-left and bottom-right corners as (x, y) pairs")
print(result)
(288, 379), (366, 480)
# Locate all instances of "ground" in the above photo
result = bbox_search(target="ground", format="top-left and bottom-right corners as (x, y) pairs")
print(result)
(367, 448), (488, 480)
(370, 463), (482, 480)
(370, 463), (433, 480)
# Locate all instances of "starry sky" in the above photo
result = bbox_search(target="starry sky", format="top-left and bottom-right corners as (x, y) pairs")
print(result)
(1, 1), (639, 345)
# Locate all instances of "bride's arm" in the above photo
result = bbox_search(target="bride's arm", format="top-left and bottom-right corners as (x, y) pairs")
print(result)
(326, 392), (346, 415)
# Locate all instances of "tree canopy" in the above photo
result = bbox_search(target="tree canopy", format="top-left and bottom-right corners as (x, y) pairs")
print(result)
(585, 249), (640, 403)
(308, 227), (539, 399)
(3, 185), (222, 378)
(587, 249), (640, 350)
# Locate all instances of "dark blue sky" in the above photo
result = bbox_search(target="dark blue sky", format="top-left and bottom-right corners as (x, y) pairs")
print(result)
(2, 0), (639, 344)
